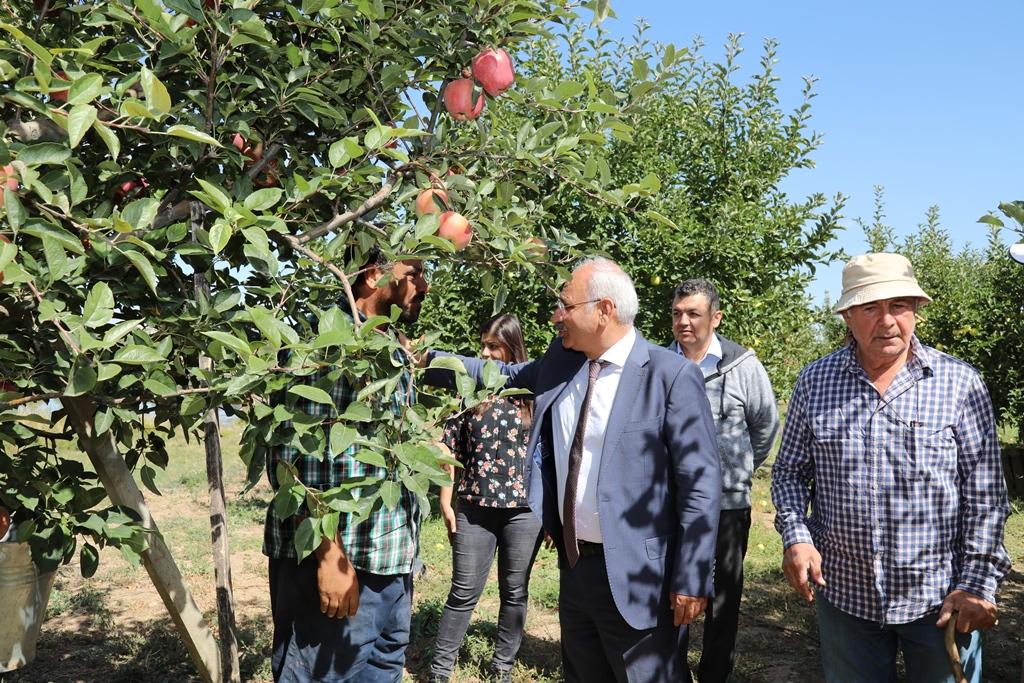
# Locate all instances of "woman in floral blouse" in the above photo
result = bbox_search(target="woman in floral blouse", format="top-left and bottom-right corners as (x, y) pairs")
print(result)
(429, 314), (542, 683)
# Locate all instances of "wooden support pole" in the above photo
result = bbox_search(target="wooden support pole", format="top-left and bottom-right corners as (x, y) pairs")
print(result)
(61, 396), (221, 683)
(192, 201), (241, 683)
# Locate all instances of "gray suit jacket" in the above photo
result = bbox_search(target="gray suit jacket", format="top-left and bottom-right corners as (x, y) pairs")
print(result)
(426, 333), (721, 630)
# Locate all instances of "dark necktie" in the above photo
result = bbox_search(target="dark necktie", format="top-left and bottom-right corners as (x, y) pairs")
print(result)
(563, 359), (607, 568)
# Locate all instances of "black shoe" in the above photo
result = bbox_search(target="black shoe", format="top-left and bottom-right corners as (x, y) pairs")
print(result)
(487, 668), (512, 683)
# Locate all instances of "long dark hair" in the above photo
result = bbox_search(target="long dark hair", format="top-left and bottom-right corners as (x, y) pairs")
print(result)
(478, 314), (533, 428)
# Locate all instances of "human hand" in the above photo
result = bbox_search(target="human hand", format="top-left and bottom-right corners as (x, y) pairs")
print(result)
(441, 504), (457, 543)
(782, 542), (826, 603)
(669, 594), (707, 626)
(542, 532), (555, 551)
(316, 544), (359, 619)
(936, 590), (998, 632)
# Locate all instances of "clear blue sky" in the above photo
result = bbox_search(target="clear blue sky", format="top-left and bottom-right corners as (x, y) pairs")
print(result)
(603, 1), (1024, 303)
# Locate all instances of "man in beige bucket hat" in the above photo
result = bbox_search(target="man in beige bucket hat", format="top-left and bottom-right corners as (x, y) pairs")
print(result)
(771, 253), (1010, 682)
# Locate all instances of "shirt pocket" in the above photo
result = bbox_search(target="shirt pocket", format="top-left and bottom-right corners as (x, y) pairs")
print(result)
(903, 423), (957, 481)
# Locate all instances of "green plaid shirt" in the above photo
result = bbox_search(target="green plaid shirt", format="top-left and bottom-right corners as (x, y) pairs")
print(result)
(262, 348), (419, 575)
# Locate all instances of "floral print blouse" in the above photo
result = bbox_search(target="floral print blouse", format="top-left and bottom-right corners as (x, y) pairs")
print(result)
(442, 397), (530, 508)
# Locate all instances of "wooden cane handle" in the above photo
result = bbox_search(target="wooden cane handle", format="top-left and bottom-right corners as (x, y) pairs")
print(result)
(945, 609), (968, 683)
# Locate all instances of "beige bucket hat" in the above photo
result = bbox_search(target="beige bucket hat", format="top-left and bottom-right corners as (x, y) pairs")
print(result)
(833, 252), (932, 313)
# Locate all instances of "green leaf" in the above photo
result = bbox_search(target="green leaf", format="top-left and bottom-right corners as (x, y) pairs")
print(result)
(202, 331), (252, 356)
(427, 356), (468, 374)
(4, 190), (25, 230)
(243, 187), (283, 211)
(68, 105), (98, 148)
(94, 122), (121, 160)
(65, 355), (97, 396)
(379, 480), (401, 509)
(140, 66), (171, 116)
(80, 543), (100, 578)
(94, 409), (114, 436)
(195, 179), (231, 213)
(209, 220), (232, 254)
(644, 209), (678, 230)
(123, 250), (159, 294)
(180, 394), (206, 416)
(294, 516), (321, 562)
(329, 423), (358, 455)
(68, 74), (104, 105)
(83, 282), (115, 328)
(288, 385), (335, 406)
(102, 319), (142, 346)
(977, 214), (1004, 228)
(0, 23), (53, 66)
(140, 464), (161, 495)
(17, 142), (71, 166)
(340, 401), (372, 422)
(553, 81), (585, 100)
(0, 240), (16, 271)
(166, 124), (221, 146)
(114, 345), (166, 364)
(121, 197), (160, 231)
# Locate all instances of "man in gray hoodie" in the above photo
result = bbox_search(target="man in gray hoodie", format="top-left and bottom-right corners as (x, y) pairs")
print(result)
(668, 279), (780, 683)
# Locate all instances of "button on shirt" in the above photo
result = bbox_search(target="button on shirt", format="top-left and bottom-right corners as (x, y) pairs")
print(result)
(554, 327), (636, 543)
(771, 337), (1011, 625)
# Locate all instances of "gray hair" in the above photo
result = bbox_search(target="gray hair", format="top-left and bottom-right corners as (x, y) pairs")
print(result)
(576, 257), (638, 325)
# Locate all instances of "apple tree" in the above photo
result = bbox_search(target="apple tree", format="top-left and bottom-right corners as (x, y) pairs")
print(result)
(0, 0), (639, 675)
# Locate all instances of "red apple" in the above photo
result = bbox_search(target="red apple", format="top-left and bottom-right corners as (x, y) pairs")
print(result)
(113, 177), (149, 202)
(444, 78), (484, 121)
(50, 71), (69, 102)
(523, 236), (547, 258)
(438, 211), (472, 250)
(0, 165), (19, 210)
(472, 47), (515, 97)
(415, 188), (449, 217)
(0, 506), (10, 540)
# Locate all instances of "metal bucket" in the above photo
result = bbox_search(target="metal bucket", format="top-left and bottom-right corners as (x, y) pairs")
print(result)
(0, 542), (56, 672)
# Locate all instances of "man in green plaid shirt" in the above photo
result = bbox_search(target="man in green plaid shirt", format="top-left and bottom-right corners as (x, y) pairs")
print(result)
(264, 251), (431, 682)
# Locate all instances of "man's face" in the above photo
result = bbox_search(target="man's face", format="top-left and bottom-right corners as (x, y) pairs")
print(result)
(842, 297), (918, 365)
(671, 293), (722, 354)
(550, 266), (602, 356)
(380, 260), (429, 324)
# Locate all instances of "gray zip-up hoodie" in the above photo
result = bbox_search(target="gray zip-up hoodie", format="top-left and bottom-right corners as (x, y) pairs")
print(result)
(668, 335), (780, 509)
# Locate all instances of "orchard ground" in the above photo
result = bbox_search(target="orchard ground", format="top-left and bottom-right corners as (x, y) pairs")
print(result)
(7, 420), (1024, 683)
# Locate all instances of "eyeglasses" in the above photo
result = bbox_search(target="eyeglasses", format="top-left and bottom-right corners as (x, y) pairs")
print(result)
(555, 298), (602, 314)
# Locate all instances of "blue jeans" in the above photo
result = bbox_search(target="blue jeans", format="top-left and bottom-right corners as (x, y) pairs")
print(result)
(429, 503), (543, 678)
(816, 592), (982, 683)
(269, 556), (412, 682)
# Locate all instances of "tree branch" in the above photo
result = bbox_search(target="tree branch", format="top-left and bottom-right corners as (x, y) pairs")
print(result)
(295, 175), (398, 245)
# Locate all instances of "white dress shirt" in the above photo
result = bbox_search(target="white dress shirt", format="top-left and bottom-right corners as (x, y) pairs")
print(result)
(694, 333), (722, 378)
(554, 326), (637, 543)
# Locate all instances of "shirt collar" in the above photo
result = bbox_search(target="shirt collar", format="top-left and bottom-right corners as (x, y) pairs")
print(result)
(843, 335), (933, 377)
(699, 334), (723, 365)
(598, 326), (637, 368)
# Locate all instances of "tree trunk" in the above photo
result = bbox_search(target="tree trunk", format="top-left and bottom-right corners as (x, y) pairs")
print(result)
(61, 396), (221, 683)
(193, 201), (241, 683)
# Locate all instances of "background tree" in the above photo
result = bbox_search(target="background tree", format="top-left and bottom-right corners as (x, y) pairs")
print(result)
(419, 24), (844, 397)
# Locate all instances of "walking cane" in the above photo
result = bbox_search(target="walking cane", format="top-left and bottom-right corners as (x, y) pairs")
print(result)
(944, 610), (968, 683)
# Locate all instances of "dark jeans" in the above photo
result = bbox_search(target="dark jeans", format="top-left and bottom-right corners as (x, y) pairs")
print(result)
(429, 503), (543, 678)
(269, 556), (412, 682)
(559, 550), (690, 683)
(816, 592), (982, 682)
(686, 507), (750, 683)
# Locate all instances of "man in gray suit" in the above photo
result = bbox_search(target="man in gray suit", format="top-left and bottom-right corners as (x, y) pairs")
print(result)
(426, 257), (721, 682)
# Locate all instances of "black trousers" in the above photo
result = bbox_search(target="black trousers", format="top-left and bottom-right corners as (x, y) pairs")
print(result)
(686, 507), (751, 683)
(559, 550), (690, 683)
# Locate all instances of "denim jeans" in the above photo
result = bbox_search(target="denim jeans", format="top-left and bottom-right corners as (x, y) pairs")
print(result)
(269, 556), (412, 682)
(429, 503), (543, 678)
(816, 592), (982, 683)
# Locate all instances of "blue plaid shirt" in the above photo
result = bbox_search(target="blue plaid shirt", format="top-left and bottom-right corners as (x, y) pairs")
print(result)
(772, 337), (1011, 625)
